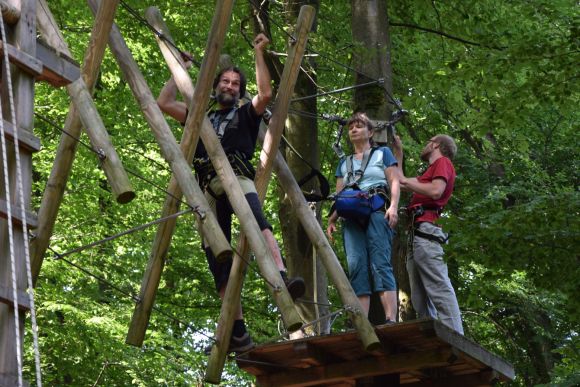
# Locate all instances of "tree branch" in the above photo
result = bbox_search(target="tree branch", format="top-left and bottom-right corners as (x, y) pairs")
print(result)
(390, 21), (505, 50)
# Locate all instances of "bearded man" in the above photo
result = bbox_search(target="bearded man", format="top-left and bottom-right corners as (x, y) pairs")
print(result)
(158, 33), (304, 352)
(393, 135), (464, 334)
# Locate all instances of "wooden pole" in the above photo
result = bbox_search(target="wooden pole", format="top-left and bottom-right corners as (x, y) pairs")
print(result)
(30, 0), (122, 284)
(254, 5), (315, 200)
(205, 6), (316, 383)
(0, 0), (34, 381)
(129, 3), (302, 348)
(123, 2), (235, 347)
(152, 0), (303, 333)
(266, 129), (381, 351)
(83, 0), (234, 347)
(36, 0), (134, 204)
(0, 0), (20, 25)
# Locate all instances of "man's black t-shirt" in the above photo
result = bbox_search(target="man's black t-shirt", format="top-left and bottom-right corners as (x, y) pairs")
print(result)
(194, 102), (262, 160)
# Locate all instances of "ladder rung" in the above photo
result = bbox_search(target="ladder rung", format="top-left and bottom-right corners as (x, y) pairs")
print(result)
(1, 118), (41, 152)
(0, 40), (43, 76)
(0, 284), (31, 311)
(0, 198), (38, 229)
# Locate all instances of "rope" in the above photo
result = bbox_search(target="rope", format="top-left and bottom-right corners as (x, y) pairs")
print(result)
(290, 79), (383, 103)
(49, 247), (217, 343)
(119, 0), (201, 67)
(0, 10), (42, 386)
(53, 209), (194, 259)
(248, 0), (402, 109)
(0, 46), (23, 387)
(34, 112), (191, 207)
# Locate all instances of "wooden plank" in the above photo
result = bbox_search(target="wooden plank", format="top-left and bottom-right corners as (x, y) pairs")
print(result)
(432, 321), (515, 381)
(35, 38), (80, 86)
(255, 349), (454, 387)
(402, 370), (499, 387)
(0, 197), (38, 229)
(1, 118), (40, 152)
(238, 320), (515, 386)
(0, 285), (31, 310)
(0, 40), (42, 75)
(0, 0), (36, 379)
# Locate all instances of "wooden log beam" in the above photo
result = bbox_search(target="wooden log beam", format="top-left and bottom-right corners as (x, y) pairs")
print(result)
(254, 5), (315, 200)
(123, 3), (235, 347)
(35, 38), (80, 86)
(0, 199), (37, 228)
(35, 0), (134, 204)
(1, 118), (40, 152)
(83, 0), (233, 347)
(253, 349), (454, 387)
(268, 134), (381, 351)
(0, 285), (31, 310)
(0, 0), (20, 25)
(0, 40), (42, 75)
(205, 6), (316, 383)
(134, 1), (302, 354)
(31, 0), (129, 284)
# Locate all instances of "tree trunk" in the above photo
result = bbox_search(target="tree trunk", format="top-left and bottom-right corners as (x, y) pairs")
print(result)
(252, 0), (329, 335)
(351, 0), (414, 324)
(281, 0), (329, 336)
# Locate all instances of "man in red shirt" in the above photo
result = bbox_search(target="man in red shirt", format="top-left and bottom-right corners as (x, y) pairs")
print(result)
(393, 135), (464, 334)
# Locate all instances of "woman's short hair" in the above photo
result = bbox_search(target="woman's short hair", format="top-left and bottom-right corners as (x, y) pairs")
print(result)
(213, 66), (247, 98)
(347, 112), (373, 131)
(346, 112), (375, 145)
(433, 134), (457, 160)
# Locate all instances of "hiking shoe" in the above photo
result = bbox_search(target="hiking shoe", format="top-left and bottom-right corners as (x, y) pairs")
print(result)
(228, 332), (255, 353)
(281, 273), (305, 301)
(204, 332), (255, 355)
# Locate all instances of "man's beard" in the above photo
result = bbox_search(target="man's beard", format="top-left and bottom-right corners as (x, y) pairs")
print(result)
(420, 148), (430, 162)
(216, 92), (239, 107)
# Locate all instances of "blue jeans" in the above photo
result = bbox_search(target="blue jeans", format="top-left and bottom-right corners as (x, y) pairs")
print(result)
(342, 211), (396, 296)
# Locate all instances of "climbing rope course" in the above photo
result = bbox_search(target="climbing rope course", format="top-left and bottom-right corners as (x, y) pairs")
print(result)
(0, 0), (409, 383)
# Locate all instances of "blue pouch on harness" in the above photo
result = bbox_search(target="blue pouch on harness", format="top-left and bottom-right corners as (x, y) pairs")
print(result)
(335, 189), (385, 221)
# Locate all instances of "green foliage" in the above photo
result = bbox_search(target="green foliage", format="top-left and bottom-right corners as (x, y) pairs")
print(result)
(19, 0), (578, 385)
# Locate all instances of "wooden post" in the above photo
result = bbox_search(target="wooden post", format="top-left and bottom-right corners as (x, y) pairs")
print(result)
(266, 129), (381, 351)
(36, 0), (134, 204)
(254, 5), (315, 199)
(129, 3), (301, 348)
(0, 0), (35, 382)
(123, 1), (235, 347)
(84, 0), (233, 346)
(30, 0), (122, 284)
(205, 6), (316, 383)
(0, 0), (20, 25)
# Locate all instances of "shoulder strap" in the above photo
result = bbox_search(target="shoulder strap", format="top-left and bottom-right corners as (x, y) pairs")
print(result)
(344, 147), (378, 187)
(209, 107), (238, 139)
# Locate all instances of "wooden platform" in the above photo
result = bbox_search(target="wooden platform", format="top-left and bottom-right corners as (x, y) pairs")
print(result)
(236, 318), (515, 386)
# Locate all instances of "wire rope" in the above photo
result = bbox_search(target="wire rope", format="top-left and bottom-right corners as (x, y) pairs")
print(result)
(48, 247), (218, 343)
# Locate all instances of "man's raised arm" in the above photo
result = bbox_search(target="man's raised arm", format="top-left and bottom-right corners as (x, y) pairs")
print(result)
(252, 33), (272, 115)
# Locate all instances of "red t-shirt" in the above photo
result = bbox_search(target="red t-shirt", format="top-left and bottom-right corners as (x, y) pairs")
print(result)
(409, 156), (456, 223)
